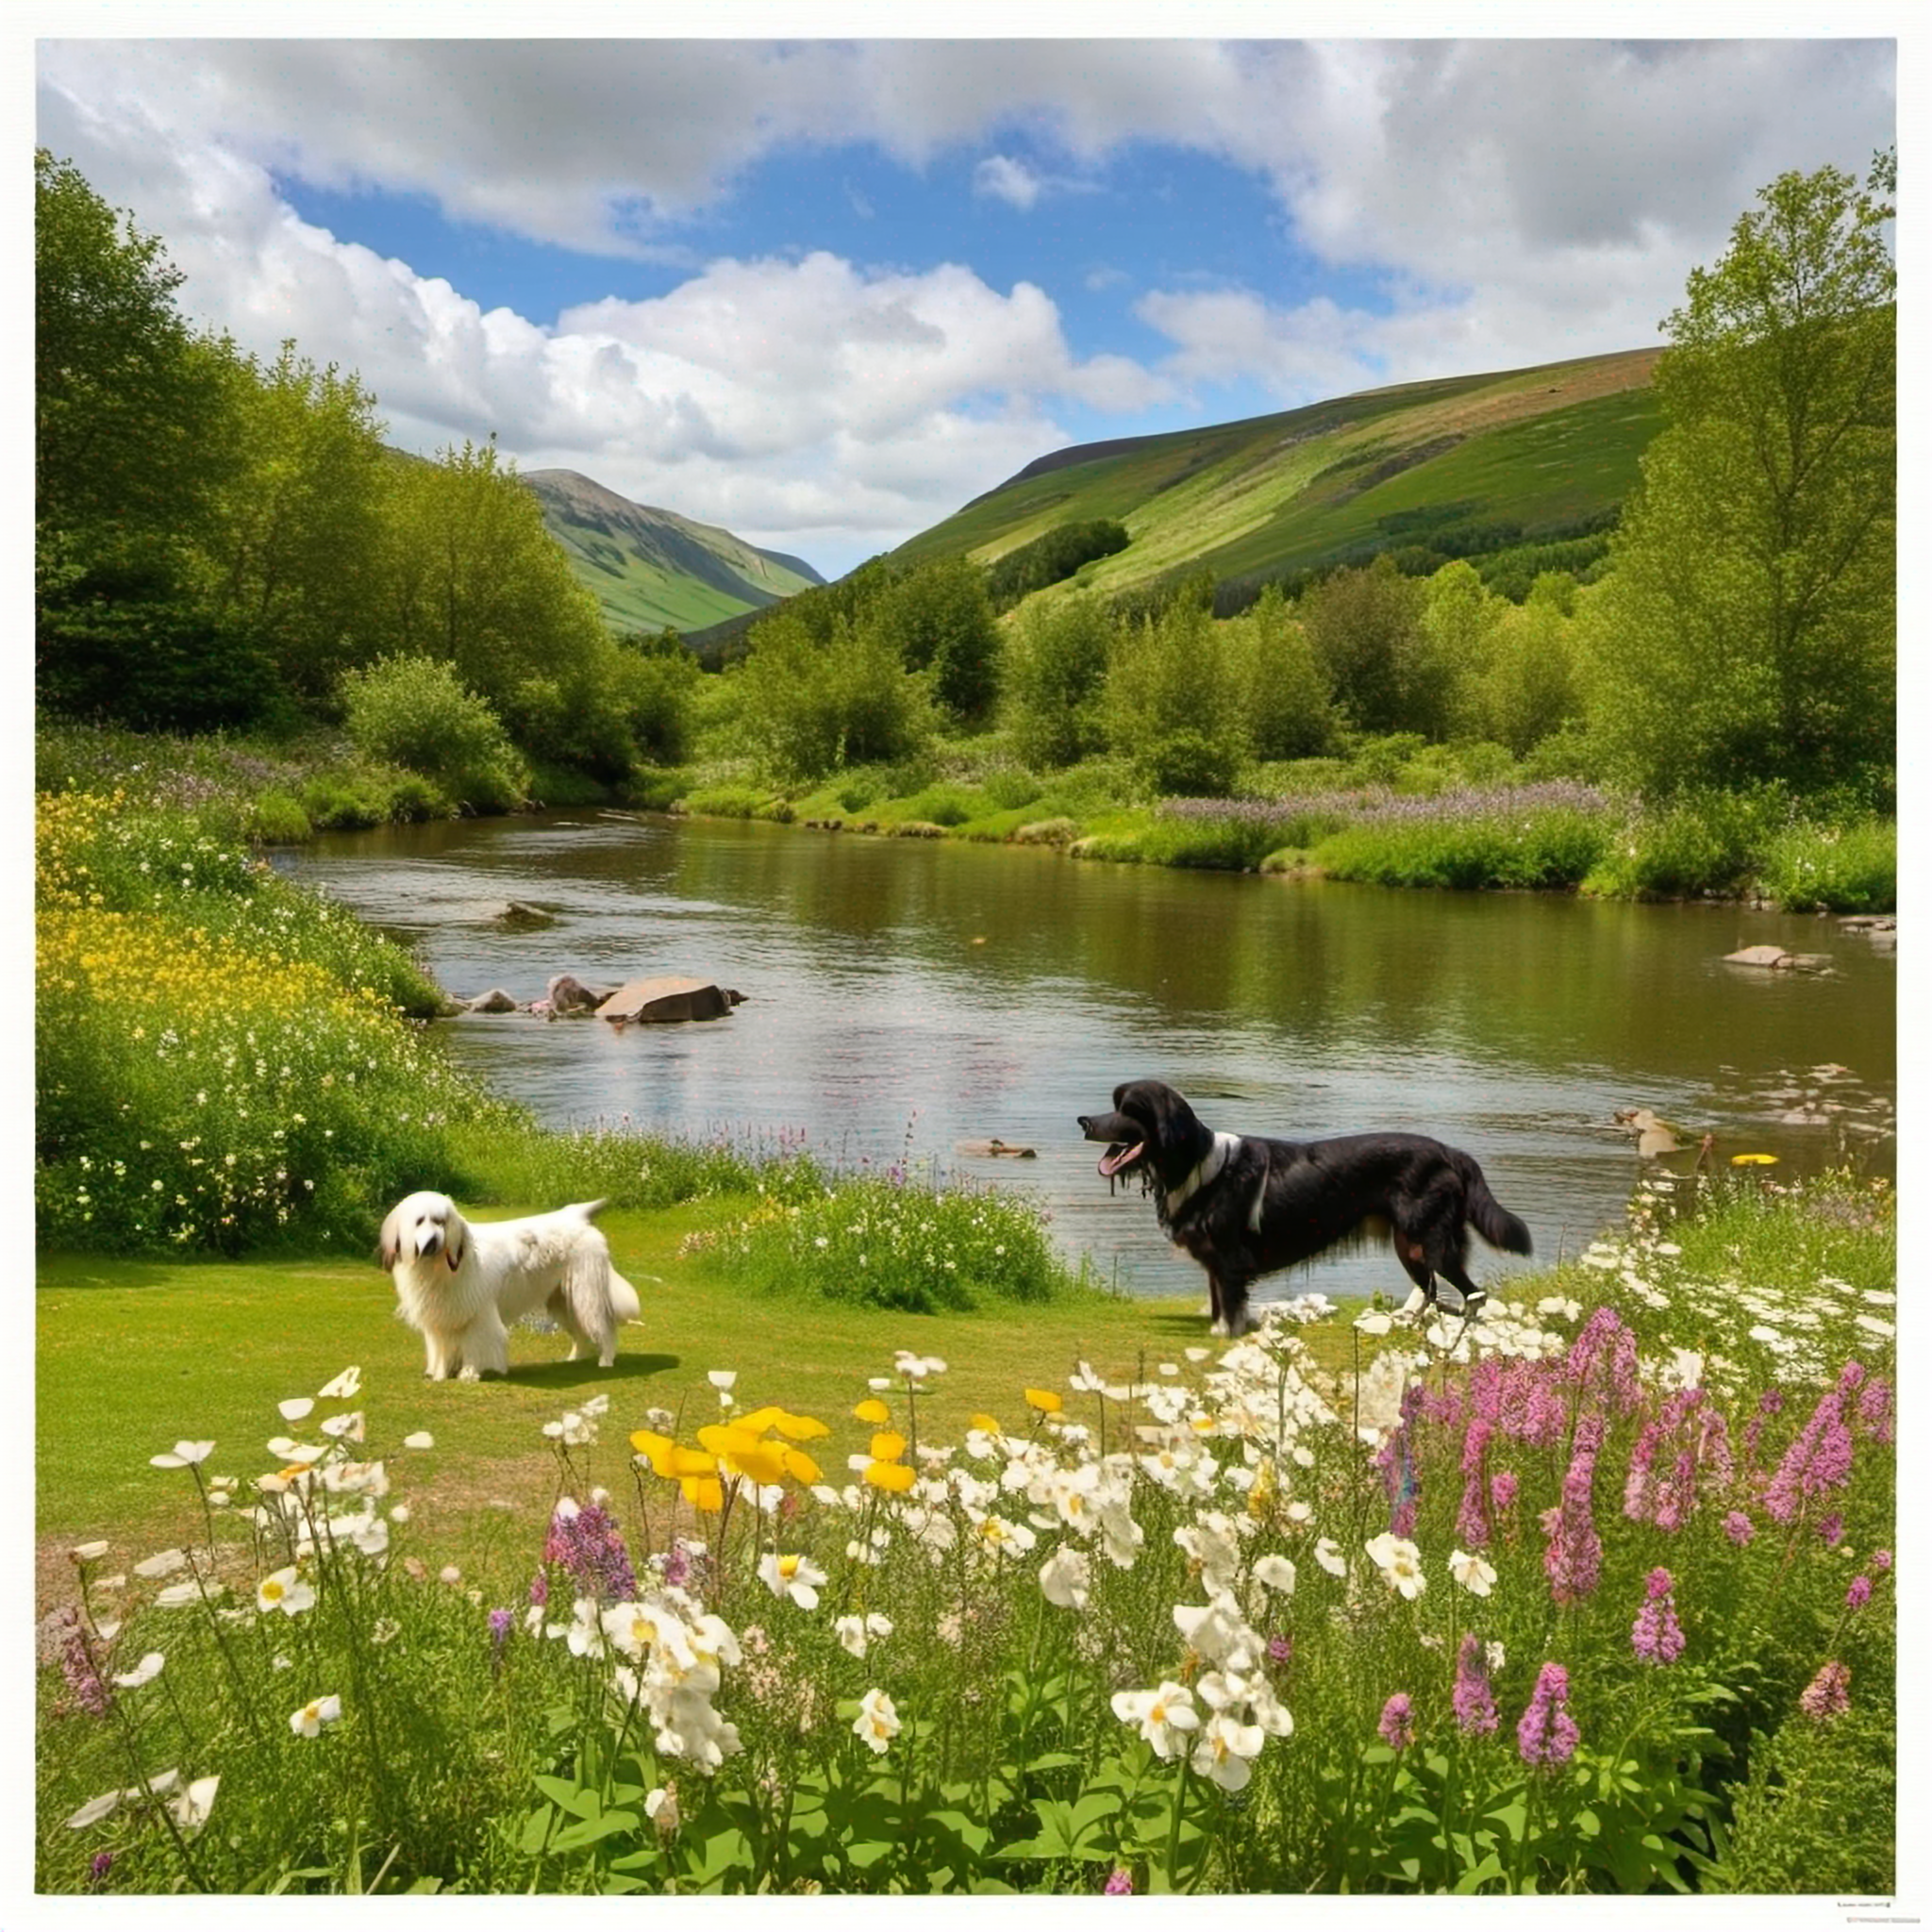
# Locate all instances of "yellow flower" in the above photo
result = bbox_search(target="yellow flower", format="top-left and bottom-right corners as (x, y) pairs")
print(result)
(863, 1459), (916, 1493)
(969, 1412), (1005, 1437)
(1024, 1388), (1063, 1415)
(1730, 1153), (1780, 1167)
(853, 1398), (891, 1426)
(870, 1430), (908, 1463)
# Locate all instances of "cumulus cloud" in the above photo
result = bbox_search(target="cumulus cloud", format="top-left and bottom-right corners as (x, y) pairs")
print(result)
(34, 36), (1893, 566)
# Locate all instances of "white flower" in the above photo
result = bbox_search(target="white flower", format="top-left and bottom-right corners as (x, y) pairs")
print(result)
(318, 1366), (362, 1399)
(834, 1611), (894, 1658)
(1313, 1537), (1348, 1578)
(707, 1370), (738, 1391)
(71, 1541), (110, 1563)
(112, 1651), (166, 1689)
(1253, 1554), (1297, 1595)
(289, 1693), (341, 1738)
(276, 1398), (316, 1423)
(1039, 1545), (1091, 1610)
(1449, 1548), (1497, 1597)
(1173, 1595), (1265, 1673)
(1110, 1681), (1200, 1759)
(256, 1566), (315, 1617)
(1364, 1532), (1427, 1600)
(403, 1432), (435, 1450)
(321, 1411), (366, 1441)
(149, 1441), (216, 1469)
(166, 1774), (220, 1832)
(756, 1553), (826, 1608)
(854, 1687), (902, 1754)
(156, 1578), (226, 1608)
(1192, 1708), (1266, 1791)
(65, 1788), (123, 1829)
(1354, 1311), (1392, 1337)
(133, 1548), (187, 1578)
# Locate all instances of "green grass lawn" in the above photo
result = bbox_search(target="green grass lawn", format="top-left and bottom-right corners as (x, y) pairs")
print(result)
(39, 1195), (1333, 1601)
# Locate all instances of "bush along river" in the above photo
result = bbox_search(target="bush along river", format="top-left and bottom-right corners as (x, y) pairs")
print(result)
(279, 809), (1896, 1304)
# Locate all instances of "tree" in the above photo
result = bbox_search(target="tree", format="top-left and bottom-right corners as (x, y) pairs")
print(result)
(1580, 152), (1894, 801)
(1103, 601), (1247, 797)
(1228, 584), (1337, 760)
(1002, 593), (1112, 767)
(1297, 558), (1447, 738)
(35, 149), (239, 553)
(869, 557), (1002, 720)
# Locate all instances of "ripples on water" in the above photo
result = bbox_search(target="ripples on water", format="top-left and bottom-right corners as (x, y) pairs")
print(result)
(281, 812), (1896, 1304)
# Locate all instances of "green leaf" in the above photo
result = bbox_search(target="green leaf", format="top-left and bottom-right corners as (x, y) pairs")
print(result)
(518, 1805), (554, 1856)
(1452, 1854), (1507, 1893)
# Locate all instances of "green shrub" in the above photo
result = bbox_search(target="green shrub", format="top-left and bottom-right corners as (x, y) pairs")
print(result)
(1757, 818), (1895, 913)
(340, 655), (528, 812)
(243, 790), (313, 843)
(1581, 791), (1780, 900)
(1313, 794), (1611, 890)
(694, 1173), (1083, 1312)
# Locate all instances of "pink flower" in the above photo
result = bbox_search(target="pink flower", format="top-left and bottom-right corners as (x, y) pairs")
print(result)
(1490, 1469), (1519, 1516)
(1798, 1660), (1851, 1722)
(1453, 1633), (1498, 1737)
(1872, 1549), (1892, 1573)
(1377, 1693), (1416, 1752)
(1542, 1409), (1606, 1606)
(1104, 1869), (1134, 1895)
(1722, 1509), (1756, 1547)
(1845, 1575), (1873, 1610)
(1517, 1662), (1580, 1768)
(1631, 1568), (1686, 1665)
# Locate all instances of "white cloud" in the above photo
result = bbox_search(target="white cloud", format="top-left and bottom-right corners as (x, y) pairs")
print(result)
(974, 154), (1043, 210)
(34, 36), (1894, 568)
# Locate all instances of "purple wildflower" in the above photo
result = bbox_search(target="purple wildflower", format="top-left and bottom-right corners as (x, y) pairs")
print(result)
(1872, 1549), (1892, 1573)
(1723, 1509), (1756, 1547)
(88, 1851), (113, 1890)
(1857, 1377), (1894, 1445)
(1378, 1693), (1416, 1752)
(1267, 1633), (1293, 1668)
(1517, 1662), (1581, 1768)
(1816, 1513), (1845, 1547)
(57, 1608), (110, 1717)
(1625, 1391), (1732, 1531)
(1457, 1416), (1495, 1549)
(1846, 1575), (1873, 1610)
(1104, 1869), (1135, 1896)
(489, 1606), (514, 1674)
(1763, 1374), (1857, 1527)
(1565, 1307), (1641, 1412)
(542, 1500), (637, 1604)
(1453, 1633), (1499, 1737)
(1490, 1469), (1519, 1517)
(662, 1541), (692, 1590)
(1542, 1408), (1607, 1606)
(528, 1569), (549, 1608)
(1798, 1660), (1851, 1722)
(1631, 1568), (1686, 1665)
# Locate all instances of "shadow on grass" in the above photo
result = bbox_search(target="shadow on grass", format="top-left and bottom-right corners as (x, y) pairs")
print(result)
(502, 1352), (682, 1391)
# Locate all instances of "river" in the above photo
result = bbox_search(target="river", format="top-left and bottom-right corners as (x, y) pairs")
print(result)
(279, 811), (1896, 1304)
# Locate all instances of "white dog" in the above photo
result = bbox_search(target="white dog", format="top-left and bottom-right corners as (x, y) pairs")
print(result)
(378, 1191), (641, 1380)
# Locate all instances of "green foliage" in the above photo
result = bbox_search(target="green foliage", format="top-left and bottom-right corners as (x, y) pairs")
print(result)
(1103, 602), (1248, 797)
(1756, 817), (1894, 915)
(691, 1172), (1083, 1312)
(1481, 578), (1586, 755)
(1713, 1707), (1893, 1894)
(985, 517), (1130, 609)
(1581, 155), (1894, 801)
(733, 613), (936, 783)
(1300, 558), (1454, 739)
(340, 656), (529, 813)
(1227, 583), (1339, 759)
(1001, 594), (1113, 768)
(1310, 794), (1611, 891)
(1580, 790), (1781, 901)
(870, 557), (1004, 720)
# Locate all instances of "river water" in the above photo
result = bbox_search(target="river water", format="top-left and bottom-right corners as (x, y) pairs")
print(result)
(280, 811), (1895, 1304)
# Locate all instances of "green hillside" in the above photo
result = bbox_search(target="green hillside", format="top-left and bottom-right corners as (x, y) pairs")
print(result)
(891, 347), (1662, 601)
(524, 469), (824, 634)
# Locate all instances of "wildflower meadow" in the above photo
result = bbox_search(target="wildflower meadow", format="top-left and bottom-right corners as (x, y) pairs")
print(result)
(37, 1176), (1895, 1894)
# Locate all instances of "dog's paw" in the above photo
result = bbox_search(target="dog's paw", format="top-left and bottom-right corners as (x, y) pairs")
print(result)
(458, 1365), (481, 1383)
(1208, 1317), (1229, 1339)
(1457, 1288), (1489, 1316)
(1398, 1285), (1430, 1318)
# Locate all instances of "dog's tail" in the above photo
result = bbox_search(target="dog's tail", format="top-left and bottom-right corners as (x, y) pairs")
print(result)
(608, 1269), (641, 1325)
(568, 1198), (609, 1222)
(1459, 1156), (1533, 1255)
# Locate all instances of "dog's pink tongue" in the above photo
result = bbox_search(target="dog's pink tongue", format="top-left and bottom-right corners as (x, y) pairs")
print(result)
(1098, 1141), (1144, 1177)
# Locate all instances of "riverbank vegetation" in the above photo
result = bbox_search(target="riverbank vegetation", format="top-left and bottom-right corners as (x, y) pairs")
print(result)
(35, 151), (1894, 910)
(37, 1170), (1894, 1893)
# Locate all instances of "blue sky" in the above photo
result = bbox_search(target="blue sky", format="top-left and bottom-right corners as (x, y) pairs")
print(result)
(35, 33), (1896, 577)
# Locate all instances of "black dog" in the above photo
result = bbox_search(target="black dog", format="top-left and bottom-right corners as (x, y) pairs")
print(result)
(1078, 1079), (1532, 1336)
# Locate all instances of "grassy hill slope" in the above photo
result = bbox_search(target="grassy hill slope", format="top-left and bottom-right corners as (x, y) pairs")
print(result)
(524, 468), (824, 634)
(892, 347), (1662, 601)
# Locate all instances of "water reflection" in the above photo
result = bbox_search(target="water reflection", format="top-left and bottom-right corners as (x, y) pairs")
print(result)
(281, 813), (1895, 1303)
